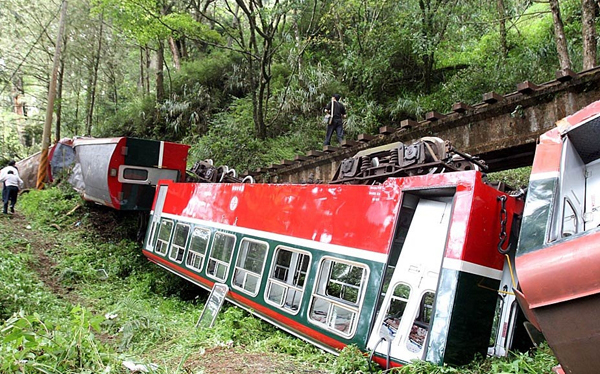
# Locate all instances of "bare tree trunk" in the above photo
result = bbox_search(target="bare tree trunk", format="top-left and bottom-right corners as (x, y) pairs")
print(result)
(139, 46), (145, 91)
(156, 39), (165, 102)
(497, 0), (507, 59)
(549, 0), (571, 70)
(11, 75), (25, 145)
(55, 33), (68, 142)
(38, 0), (67, 189)
(179, 38), (188, 59)
(168, 36), (181, 70)
(74, 67), (81, 135)
(85, 12), (104, 136)
(56, 58), (64, 141)
(145, 46), (151, 94)
(582, 0), (597, 69)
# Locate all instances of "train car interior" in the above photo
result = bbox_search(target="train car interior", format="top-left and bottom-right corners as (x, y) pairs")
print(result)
(552, 113), (600, 240)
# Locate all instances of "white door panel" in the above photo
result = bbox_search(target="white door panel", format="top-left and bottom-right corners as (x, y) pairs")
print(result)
(368, 198), (451, 363)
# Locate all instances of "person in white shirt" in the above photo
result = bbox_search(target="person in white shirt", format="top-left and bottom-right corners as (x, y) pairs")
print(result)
(0, 169), (24, 214)
(0, 160), (19, 204)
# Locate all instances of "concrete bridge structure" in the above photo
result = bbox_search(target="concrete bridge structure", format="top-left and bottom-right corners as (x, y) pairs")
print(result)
(251, 66), (600, 184)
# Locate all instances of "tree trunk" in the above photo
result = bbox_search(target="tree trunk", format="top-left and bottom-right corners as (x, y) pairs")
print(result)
(139, 46), (145, 91)
(497, 0), (508, 59)
(582, 0), (597, 69)
(549, 0), (571, 70)
(38, 0), (67, 189)
(145, 46), (151, 94)
(85, 12), (104, 136)
(179, 38), (188, 60)
(168, 36), (181, 70)
(156, 39), (165, 102)
(56, 57), (64, 141)
(55, 33), (68, 142)
(11, 75), (26, 146)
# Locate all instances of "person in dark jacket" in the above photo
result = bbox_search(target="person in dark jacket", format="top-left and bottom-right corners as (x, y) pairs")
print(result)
(323, 94), (347, 146)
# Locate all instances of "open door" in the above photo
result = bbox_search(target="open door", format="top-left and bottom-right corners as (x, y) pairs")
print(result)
(367, 197), (452, 364)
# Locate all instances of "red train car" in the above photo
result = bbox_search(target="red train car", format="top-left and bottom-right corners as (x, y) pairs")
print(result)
(515, 101), (600, 374)
(142, 170), (526, 368)
(70, 137), (189, 210)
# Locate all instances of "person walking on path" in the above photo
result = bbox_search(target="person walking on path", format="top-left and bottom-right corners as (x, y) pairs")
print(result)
(323, 94), (347, 146)
(0, 160), (19, 204)
(0, 170), (24, 214)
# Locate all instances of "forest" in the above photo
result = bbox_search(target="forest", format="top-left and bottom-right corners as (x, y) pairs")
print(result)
(0, 0), (598, 171)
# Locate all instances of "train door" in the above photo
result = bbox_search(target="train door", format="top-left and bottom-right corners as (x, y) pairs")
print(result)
(367, 197), (452, 364)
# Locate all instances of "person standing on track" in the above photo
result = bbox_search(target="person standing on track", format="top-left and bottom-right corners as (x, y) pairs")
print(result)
(323, 94), (347, 146)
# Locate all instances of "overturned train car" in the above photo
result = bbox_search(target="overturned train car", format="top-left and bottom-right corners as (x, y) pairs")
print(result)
(515, 100), (600, 374)
(142, 137), (529, 368)
(69, 137), (190, 210)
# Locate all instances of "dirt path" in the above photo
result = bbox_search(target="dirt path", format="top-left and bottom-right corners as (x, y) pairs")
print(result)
(1, 211), (330, 374)
(1, 212), (80, 303)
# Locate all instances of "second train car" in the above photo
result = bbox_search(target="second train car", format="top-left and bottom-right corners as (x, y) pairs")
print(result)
(142, 170), (526, 368)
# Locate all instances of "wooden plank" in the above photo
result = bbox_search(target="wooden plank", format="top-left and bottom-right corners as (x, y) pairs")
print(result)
(341, 139), (358, 148)
(357, 134), (375, 142)
(307, 150), (324, 157)
(400, 119), (418, 129)
(425, 111), (446, 121)
(323, 145), (340, 153)
(483, 91), (504, 104)
(517, 81), (540, 94)
(555, 68), (578, 82)
(379, 126), (395, 135)
(452, 102), (473, 113)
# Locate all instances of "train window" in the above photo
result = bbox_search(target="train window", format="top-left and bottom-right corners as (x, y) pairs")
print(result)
(232, 239), (268, 296)
(382, 283), (411, 338)
(561, 198), (578, 237)
(169, 223), (190, 263)
(154, 219), (173, 256)
(308, 258), (368, 337)
(123, 168), (148, 181)
(206, 232), (236, 281)
(325, 261), (364, 304)
(406, 291), (435, 353)
(265, 247), (311, 314)
(186, 228), (210, 271)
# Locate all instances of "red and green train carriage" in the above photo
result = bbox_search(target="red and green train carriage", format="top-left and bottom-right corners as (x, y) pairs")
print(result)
(142, 169), (525, 368)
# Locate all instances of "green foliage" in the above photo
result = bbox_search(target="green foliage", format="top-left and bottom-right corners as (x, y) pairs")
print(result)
(18, 185), (82, 227)
(329, 345), (372, 374)
(487, 167), (532, 190)
(187, 97), (324, 172)
(396, 345), (558, 374)
(0, 247), (58, 320)
(0, 307), (114, 373)
(95, 95), (157, 139)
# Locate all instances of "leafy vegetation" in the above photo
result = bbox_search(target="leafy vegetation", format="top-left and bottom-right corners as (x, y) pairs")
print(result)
(0, 0), (594, 172)
(0, 184), (559, 373)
